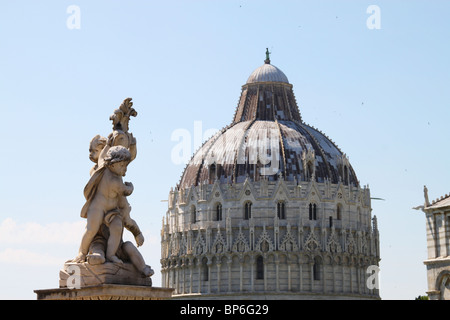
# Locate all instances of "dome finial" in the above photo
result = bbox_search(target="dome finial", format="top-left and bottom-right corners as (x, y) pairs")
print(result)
(265, 48), (271, 64)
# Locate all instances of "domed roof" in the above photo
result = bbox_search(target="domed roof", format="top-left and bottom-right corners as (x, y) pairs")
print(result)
(179, 120), (357, 188)
(246, 63), (289, 84)
(178, 55), (358, 189)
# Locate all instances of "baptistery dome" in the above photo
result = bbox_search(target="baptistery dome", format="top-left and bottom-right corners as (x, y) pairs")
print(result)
(178, 58), (358, 190)
(161, 54), (380, 300)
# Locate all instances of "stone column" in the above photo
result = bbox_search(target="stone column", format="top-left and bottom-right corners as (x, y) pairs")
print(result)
(227, 258), (232, 293)
(275, 258), (280, 292)
(175, 265), (180, 294)
(207, 260), (212, 294)
(217, 262), (221, 293)
(444, 213), (450, 257)
(350, 265), (354, 293)
(288, 263), (292, 291)
(357, 265), (361, 294)
(250, 256), (255, 292)
(299, 262), (303, 291)
(161, 267), (166, 288)
(181, 263), (185, 294)
(239, 261), (243, 292)
(264, 259), (267, 291)
(189, 261), (193, 294)
(197, 264), (201, 293)
(332, 263), (336, 293)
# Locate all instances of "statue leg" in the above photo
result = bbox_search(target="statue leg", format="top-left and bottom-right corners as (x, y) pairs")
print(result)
(73, 207), (104, 262)
(87, 239), (106, 265)
(106, 216), (124, 264)
(122, 241), (154, 277)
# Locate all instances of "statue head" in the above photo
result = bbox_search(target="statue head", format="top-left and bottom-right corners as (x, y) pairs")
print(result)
(89, 135), (107, 163)
(104, 146), (132, 176)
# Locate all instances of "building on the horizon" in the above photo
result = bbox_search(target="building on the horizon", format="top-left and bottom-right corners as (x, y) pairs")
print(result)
(421, 186), (450, 300)
(160, 52), (381, 299)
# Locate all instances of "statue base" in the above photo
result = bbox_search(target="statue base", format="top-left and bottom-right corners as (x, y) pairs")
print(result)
(59, 262), (152, 288)
(34, 284), (174, 300)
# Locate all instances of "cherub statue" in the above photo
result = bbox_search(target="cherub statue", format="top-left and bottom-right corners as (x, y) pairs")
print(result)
(84, 147), (152, 276)
(71, 145), (153, 276)
(72, 146), (136, 263)
(70, 98), (153, 279)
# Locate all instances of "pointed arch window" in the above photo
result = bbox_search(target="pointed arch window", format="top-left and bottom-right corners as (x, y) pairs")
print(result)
(337, 203), (342, 220)
(201, 257), (209, 281)
(216, 203), (223, 221)
(256, 256), (264, 280)
(191, 205), (197, 223)
(244, 201), (252, 220)
(309, 203), (317, 220)
(313, 257), (321, 281)
(277, 201), (286, 219)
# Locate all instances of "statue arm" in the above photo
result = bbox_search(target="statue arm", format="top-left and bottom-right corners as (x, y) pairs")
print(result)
(129, 133), (137, 161)
(122, 182), (134, 196)
(120, 200), (143, 239)
(122, 208), (144, 246)
(124, 217), (142, 238)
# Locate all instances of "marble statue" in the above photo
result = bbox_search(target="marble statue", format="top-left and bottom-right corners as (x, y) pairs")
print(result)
(66, 98), (153, 286)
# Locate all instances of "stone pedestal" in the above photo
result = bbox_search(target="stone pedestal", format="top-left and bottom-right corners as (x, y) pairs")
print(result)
(34, 261), (173, 300)
(59, 262), (152, 288)
(34, 284), (174, 300)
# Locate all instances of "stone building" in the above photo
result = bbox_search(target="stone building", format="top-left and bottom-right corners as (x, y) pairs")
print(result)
(160, 54), (381, 299)
(422, 186), (450, 300)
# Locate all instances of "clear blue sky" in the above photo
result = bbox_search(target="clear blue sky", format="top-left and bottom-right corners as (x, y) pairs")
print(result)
(1, 0), (449, 299)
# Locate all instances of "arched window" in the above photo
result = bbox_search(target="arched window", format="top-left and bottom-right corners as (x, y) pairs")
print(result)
(244, 201), (252, 220)
(216, 203), (222, 221)
(309, 203), (317, 220)
(201, 257), (209, 281)
(337, 204), (342, 220)
(191, 205), (197, 223)
(313, 257), (321, 281)
(277, 201), (286, 219)
(256, 256), (264, 280)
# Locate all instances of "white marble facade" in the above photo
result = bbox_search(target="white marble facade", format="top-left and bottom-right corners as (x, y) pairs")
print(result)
(161, 178), (380, 299)
(422, 187), (450, 300)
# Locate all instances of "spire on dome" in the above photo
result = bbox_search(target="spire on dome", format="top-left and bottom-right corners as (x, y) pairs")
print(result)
(264, 48), (271, 64)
